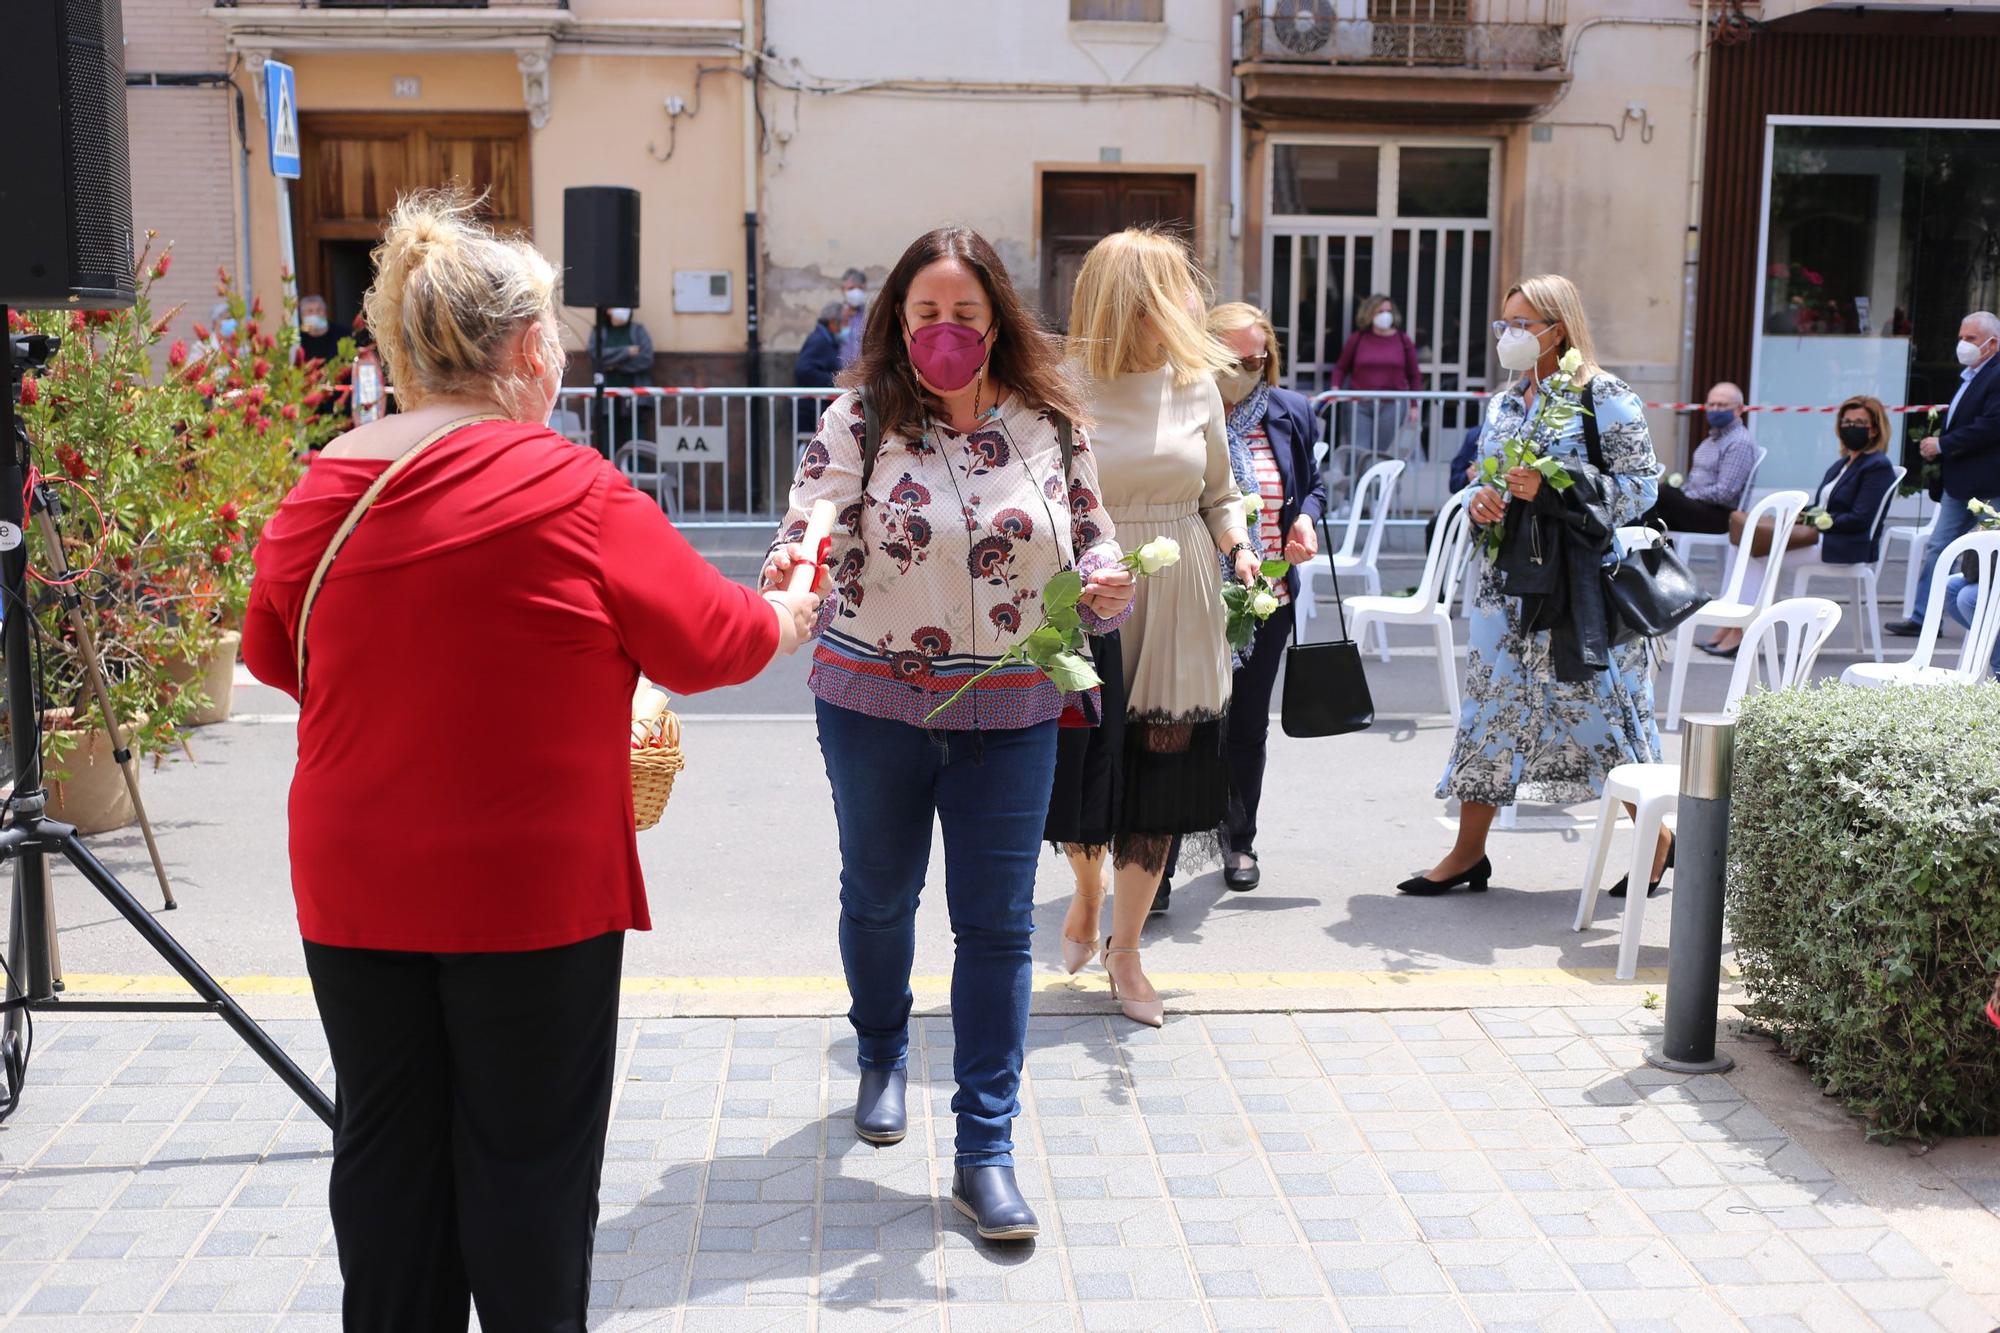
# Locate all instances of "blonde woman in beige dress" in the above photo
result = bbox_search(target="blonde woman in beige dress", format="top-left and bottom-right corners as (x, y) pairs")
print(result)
(1055, 229), (1257, 1026)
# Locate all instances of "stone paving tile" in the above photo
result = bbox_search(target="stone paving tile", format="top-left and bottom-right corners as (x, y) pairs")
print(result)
(0, 1010), (1991, 1329)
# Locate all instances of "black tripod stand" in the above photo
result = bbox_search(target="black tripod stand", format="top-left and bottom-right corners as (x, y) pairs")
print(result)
(0, 315), (334, 1128)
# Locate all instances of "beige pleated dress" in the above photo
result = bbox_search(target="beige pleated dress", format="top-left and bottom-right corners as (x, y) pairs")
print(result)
(1084, 366), (1245, 856)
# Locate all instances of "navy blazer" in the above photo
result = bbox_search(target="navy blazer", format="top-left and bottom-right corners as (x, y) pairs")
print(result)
(1252, 387), (1330, 600)
(1940, 354), (2000, 501)
(1814, 450), (1897, 565)
(793, 324), (841, 389)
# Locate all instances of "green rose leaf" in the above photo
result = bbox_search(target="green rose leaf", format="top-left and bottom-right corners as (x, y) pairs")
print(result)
(1045, 602), (1082, 635)
(1260, 557), (1292, 579)
(1042, 569), (1083, 613)
(1022, 625), (1067, 665)
(1043, 649), (1102, 693)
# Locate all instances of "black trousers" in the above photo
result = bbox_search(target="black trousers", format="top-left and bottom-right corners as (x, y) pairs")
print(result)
(1646, 487), (1733, 535)
(303, 931), (625, 1333)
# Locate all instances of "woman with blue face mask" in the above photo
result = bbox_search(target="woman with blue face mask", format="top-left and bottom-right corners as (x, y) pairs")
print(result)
(1646, 382), (1758, 534)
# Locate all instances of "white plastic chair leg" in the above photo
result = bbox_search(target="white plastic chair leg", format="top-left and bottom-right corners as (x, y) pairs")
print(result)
(1663, 622), (1697, 732)
(1433, 620), (1459, 718)
(1574, 789), (1620, 931)
(1496, 804), (1517, 830)
(1616, 798), (1669, 981)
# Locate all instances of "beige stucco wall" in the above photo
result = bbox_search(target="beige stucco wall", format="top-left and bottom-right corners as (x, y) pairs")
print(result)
(758, 0), (1231, 352)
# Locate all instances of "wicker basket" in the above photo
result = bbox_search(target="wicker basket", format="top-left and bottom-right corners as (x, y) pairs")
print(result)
(631, 707), (685, 832)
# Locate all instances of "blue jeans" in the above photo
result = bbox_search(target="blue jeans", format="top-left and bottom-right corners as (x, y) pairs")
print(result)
(814, 699), (1058, 1168)
(1911, 494), (1982, 623)
(1945, 575), (2000, 677)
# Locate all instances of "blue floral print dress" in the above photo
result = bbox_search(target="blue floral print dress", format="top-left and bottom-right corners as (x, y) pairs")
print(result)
(1436, 373), (1664, 807)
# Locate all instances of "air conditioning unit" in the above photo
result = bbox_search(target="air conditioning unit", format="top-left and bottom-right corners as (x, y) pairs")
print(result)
(1263, 0), (1373, 60)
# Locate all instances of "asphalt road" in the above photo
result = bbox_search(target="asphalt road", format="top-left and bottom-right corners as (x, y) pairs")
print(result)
(32, 572), (1906, 988)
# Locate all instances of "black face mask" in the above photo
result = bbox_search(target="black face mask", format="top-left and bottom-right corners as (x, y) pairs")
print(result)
(1838, 424), (1873, 451)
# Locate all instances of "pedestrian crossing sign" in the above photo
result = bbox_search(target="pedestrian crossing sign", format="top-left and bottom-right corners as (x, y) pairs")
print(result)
(264, 60), (301, 180)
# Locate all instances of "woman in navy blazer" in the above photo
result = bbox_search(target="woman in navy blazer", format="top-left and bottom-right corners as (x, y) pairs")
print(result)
(1204, 303), (1329, 890)
(1702, 395), (1897, 656)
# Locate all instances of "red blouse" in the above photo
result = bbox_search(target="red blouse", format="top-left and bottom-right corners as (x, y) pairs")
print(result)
(242, 420), (777, 953)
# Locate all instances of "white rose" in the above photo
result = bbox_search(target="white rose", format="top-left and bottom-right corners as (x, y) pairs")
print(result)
(1813, 511), (1834, 531)
(1242, 491), (1263, 517)
(1667, 472), (1685, 489)
(1135, 536), (1181, 574)
(1250, 589), (1280, 618)
(1557, 346), (1585, 377)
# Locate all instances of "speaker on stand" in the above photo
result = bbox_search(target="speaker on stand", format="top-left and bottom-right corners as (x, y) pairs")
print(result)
(563, 186), (641, 461)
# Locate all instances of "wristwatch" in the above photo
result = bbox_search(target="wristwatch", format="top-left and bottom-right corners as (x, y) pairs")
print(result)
(1228, 541), (1257, 562)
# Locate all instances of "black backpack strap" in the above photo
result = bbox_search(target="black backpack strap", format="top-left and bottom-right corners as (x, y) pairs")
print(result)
(859, 391), (883, 495)
(1055, 413), (1074, 480)
(1578, 377), (1607, 474)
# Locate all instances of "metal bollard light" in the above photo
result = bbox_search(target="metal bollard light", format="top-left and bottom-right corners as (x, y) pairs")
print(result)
(1647, 712), (1737, 1075)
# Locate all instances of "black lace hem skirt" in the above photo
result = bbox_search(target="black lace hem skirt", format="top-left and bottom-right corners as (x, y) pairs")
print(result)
(1044, 632), (1124, 850)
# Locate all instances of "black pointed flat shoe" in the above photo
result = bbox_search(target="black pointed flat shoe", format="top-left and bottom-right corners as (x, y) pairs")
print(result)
(1396, 855), (1492, 896)
(1609, 834), (1673, 899)
(1223, 852), (1260, 892)
(853, 1067), (907, 1145)
(951, 1166), (1039, 1241)
(1696, 641), (1738, 659)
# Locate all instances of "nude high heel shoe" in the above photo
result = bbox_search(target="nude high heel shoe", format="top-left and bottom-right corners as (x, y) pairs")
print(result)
(1061, 934), (1100, 975)
(1103, 941), (1164, 1028)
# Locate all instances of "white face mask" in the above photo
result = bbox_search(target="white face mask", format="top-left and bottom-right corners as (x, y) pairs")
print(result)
(1957, 337), (1988, 367)
(608, 308), (632, 326)
(844, 287), (866, 309)
(1496, 326), (1544, 373)
(1372, 310), (1395, 332)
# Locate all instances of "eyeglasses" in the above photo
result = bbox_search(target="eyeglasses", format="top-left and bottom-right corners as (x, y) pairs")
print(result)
(1236, 354), (1269, 373)
(1490, 318), (1555, 335)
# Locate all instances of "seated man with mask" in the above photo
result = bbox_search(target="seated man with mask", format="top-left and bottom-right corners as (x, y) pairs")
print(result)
(1648, 381), (1756, 534)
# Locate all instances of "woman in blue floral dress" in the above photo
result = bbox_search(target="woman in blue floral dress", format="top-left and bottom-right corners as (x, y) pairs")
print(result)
(1400, 274), (1670, 898)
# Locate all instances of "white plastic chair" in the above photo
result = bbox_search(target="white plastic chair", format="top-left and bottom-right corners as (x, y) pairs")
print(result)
(1347, 487), (1476, 717)
(1299, 458), (1404, 648)
(1578, 596), (1842, 979)
(1841, 531), (2000, 689)
(1674, 445), (1768, 577)
(1788, 466), (1904, 662)
(1886, 505), (1939, 621)
(1663, 488), (1811, 731)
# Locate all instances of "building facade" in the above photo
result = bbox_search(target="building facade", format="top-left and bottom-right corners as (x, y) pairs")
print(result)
(128, 0), (2000, 501)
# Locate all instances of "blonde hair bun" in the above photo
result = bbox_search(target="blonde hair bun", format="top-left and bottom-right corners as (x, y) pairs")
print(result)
(364, 189), (561, 413)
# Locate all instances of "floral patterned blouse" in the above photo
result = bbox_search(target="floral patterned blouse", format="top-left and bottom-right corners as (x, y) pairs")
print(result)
(773, 390), (1128, 731)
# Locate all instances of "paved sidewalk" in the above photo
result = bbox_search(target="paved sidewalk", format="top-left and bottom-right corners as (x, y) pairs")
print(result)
(0, 1006), (1994, 1331)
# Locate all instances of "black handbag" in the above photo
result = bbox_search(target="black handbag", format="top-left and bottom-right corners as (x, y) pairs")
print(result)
(1580, 383), (1705, 644)
(1281, 528), (1375, 738)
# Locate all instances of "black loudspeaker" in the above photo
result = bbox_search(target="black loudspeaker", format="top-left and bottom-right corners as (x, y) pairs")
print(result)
(563, 186), (640, 310)
(0, 0), (135, 309)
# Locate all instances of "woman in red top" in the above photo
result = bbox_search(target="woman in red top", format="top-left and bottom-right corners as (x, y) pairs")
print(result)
(243, 191), (819, 1332)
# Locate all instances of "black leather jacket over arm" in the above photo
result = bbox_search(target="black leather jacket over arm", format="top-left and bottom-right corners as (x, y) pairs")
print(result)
(1492, 467), (1618, 683)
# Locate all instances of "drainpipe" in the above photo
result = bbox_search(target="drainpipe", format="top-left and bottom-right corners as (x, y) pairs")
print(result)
(1228, 9), (1245, 301)
(1679, 0), (1712, 428)
(741, 0), (761, 389)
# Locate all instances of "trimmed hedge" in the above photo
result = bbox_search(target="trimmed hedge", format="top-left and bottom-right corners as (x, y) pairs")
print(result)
(1728, 682), (2000, 1141)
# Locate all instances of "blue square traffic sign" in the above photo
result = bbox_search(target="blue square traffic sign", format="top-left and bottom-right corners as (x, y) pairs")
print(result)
(265, 60), (300, 180)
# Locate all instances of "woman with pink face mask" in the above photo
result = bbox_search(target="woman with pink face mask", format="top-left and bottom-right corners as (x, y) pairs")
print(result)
(762, 226), (1135, 1243)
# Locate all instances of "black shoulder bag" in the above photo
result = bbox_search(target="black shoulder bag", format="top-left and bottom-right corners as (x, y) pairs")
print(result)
(1280, 531), (1374, 738)
(1579, 381), (1705, 644)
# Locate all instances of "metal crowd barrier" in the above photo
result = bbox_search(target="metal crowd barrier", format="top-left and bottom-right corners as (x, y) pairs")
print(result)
(551, 386), (840, 530)
(545, 385), (1493, 533)
(1307, 389), (1492, 535)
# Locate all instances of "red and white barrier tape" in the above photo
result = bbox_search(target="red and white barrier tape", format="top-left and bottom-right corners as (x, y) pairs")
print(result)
(1643, 401), (1944, 414)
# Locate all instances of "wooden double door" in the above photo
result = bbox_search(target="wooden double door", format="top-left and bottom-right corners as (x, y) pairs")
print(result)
(1039, 171), (1197, 331)
(295, 113), (533, 331)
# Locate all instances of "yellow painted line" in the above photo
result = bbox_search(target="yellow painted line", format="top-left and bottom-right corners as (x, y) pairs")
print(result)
(54, 965), (1730, 1000)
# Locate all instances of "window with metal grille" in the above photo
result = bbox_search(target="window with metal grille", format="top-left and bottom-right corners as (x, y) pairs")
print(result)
(1071, 0), (1164, 20)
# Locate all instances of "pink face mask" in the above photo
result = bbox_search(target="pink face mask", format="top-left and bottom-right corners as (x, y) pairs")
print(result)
(906, 321), (991, 392)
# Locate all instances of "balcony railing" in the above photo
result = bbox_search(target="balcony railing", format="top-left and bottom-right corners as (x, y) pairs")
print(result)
(212, 1), (566, 10)
(1241, 0), (1565, 71)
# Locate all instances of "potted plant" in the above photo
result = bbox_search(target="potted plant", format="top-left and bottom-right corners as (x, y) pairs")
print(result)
(5, 237), (343, 826)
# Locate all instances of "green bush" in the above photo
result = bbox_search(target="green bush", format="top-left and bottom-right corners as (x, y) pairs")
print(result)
(1728, 682), (2000, 1141)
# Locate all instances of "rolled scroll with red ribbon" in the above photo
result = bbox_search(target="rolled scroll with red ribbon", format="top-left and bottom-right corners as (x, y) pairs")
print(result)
(788, 498), (838, 595)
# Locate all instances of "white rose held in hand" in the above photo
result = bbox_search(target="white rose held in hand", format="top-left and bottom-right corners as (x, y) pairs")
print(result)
(1814, 511), (1834, 532)
(1667, 472), (1685, 489)
(1250, 589), (1279, 618)
(1127, 537), (1183, 575)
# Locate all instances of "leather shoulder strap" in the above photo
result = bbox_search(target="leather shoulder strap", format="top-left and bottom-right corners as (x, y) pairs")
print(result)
(859, 391), (882, 495)
(293, 414), (505, 693)
(1055, 413), (1074, 479)
(1578, 378), (1606, 475)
